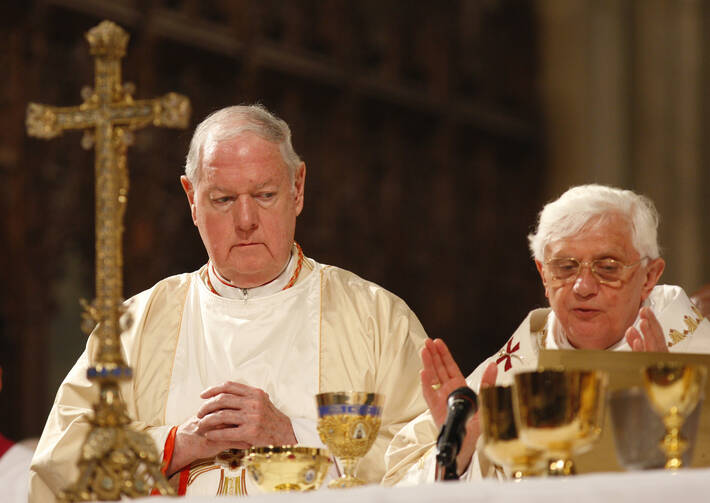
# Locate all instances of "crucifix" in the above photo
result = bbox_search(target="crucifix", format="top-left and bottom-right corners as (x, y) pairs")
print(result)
(26, 20), (190, 501)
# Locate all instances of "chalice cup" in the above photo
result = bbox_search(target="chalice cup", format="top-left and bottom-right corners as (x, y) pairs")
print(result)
(243, 446), (331, 492)
(642, 362), (707, 470)
(479, 385), (545, 480)
(513, 369), (608, 476)
(316, 392), (383, 488)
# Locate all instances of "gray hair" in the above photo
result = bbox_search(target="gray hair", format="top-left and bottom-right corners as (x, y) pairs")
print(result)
(184, 104), (302, 184)
(527, 184), (661, 261)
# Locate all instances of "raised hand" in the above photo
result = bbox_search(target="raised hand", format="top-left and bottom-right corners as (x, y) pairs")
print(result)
(626, 306), (668, 352)
(420, 338), (468, 428)
(420, 338), (498, 475)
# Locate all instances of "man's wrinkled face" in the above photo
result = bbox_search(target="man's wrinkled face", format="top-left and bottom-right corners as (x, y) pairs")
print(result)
(535, 214), (664, 349)
(181, 132), (305, 288)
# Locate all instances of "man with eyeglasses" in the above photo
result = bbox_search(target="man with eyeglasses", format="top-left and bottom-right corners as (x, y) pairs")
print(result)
(384, 184), (710, 485)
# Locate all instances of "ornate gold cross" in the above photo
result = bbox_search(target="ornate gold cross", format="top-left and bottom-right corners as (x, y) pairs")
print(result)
(26, 20), (190, 500)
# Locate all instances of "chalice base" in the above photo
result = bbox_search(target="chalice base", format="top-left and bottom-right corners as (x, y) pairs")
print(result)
(328, 475), (365, 488)
(274, 483), (302, 492)
(510, 467), (543, 480)
(547, 457), (575, 476)
(661, 432), (687, 470)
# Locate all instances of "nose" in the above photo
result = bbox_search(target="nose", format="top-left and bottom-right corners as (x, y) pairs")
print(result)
(572, 264), (598, 297)
(233, 196), (258, 232)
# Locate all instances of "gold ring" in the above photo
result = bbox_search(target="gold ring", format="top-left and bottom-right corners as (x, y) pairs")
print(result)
(431, 383), (442, 391)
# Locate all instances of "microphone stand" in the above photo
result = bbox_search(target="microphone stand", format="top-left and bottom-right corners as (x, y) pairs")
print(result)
(435, 457), (459, 481)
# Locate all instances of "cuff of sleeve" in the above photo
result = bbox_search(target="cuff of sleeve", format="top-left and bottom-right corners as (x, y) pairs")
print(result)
(143, 425), (175, 468)
(458, 451), (479, 481)
(149, 425), (178, 496)
(460, 437), (497, 481)
(161, 426), (179, 474)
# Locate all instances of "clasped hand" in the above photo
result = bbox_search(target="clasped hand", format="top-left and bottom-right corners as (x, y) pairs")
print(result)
(167, 381), (296, 476)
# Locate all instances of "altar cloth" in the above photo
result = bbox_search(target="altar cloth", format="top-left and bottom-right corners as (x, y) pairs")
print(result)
(133, 467), (710, 503)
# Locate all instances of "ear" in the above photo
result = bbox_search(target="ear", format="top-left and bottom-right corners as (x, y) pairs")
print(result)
(180, 175), (198, 226)
(535, 259), (550, 299)
(639, 257), (665, 302)
(293, 162), (306, 216)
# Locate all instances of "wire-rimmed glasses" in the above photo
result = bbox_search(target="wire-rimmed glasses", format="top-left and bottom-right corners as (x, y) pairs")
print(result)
(543, 257), (646, 287)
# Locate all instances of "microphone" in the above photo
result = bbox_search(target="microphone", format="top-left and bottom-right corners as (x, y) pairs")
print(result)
(435, 386), (478, 480)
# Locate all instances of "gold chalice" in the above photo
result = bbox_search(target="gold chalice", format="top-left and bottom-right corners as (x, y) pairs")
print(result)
(243, 446), (331, 492)
(513, 369), (608, 476)
(315, 391), (383, 488)
(608, 386), (703, 470)
(642, 362), (707, 470)
(479, 385), (545, 480)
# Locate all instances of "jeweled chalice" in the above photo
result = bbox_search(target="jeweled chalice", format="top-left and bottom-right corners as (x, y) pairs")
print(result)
(642, 362), (707, 470)
(479, 385), (545, 480)
(243, 446), (331, 492)
(513, 369), (608, 476)
(315, 392), (383, 488)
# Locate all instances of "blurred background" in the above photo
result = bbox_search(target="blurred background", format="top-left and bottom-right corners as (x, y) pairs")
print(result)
(1, 0), (709, 441)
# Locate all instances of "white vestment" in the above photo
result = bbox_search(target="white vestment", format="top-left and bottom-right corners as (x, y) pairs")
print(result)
(383, 285), (710, 486)
(30, 249), (428, 501)
(166, 255), (328, 495)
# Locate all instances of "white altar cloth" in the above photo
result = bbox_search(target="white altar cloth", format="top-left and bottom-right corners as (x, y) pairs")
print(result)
(134, 467), (710, 503)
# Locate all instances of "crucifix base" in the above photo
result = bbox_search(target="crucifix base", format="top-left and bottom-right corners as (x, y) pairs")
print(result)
(59, 367), (175, 501)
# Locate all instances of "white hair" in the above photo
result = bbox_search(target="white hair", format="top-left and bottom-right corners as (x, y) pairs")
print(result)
(184, 104), (302, 184)
(527, 184), (661, 261)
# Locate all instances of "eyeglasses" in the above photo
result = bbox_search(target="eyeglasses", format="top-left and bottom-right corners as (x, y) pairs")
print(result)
(543, 257), (645, 287)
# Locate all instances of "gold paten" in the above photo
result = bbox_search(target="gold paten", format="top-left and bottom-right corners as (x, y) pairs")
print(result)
(513, 369), (608, 476)
(25, 20), (190, 501)
(244, 446), (331, 492)
(643, 362), (707, 469)
(315, 392), (383, 488)
(479, 385), (545, 479)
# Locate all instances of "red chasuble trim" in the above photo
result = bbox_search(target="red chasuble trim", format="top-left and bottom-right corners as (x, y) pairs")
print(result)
(178, 467), (190, 495)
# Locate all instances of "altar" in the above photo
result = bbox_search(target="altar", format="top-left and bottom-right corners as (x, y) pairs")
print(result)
(132, 467), (710, 503)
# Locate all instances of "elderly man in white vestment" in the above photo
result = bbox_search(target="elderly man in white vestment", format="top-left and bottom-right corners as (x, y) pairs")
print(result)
(30, 104), (428, 500)
(384, 184), (710, 485)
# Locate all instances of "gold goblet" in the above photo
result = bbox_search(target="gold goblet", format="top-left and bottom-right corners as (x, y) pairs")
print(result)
(315, 391), (383, 488)
(513, 369), (608, 476)
(479, 385), (545, 480)
(642, 362), (707, 470)
(243, 446), (331, 492)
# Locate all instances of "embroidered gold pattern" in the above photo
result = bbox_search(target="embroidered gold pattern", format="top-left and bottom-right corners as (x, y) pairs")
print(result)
(185, 461), (248, 497)
(216, 468), (247, 496)
(667, 306), (704, 348)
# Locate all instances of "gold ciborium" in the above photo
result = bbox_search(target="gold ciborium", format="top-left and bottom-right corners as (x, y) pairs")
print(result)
(243, 446), (331, 492)
(642, 362), (707, 470)
(315, 392), (383, 488)
(479, 386), (545, 480)
(513, 369), (608, 476)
